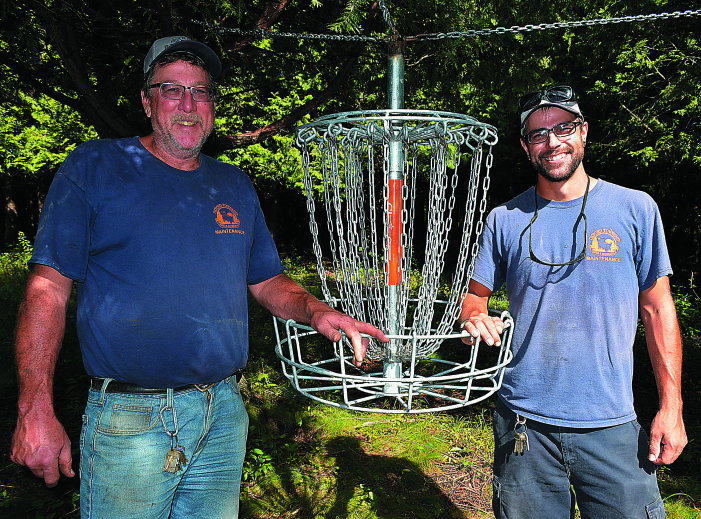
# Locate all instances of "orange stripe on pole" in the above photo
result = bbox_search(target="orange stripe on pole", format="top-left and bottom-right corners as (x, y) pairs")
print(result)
(388, 178), (403, 285)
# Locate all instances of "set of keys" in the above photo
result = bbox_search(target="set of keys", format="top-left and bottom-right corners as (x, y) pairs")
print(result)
(513, 415), (530, 455)
(163, 441), (188, 473)
(159, 396), (188, 474)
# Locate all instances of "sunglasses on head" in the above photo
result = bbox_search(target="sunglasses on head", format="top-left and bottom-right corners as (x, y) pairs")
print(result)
(518, 85), (577, 113)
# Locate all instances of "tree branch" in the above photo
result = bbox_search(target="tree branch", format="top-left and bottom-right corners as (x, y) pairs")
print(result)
(213, 54), (361, 151)
(223, 0), (293, 55)
(41, 12), (136, 138)
(0, 51), (83, 112)
(213, 0), (382, 151)
(154, 0), (175, 36)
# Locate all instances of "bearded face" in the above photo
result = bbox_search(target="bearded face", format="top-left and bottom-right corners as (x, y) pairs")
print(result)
(141, 60), (216, 163)
(521, 107), (587, 184)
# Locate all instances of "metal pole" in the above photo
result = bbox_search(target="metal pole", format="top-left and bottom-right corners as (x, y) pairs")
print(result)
(384, 40), (405, 394)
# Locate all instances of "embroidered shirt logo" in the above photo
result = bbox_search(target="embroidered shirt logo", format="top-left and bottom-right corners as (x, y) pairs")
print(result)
(214, 204), (245, 235)
(587, 228), (621, 262)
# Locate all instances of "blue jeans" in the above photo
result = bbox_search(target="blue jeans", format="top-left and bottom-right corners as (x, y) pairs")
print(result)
(492, 399), (665, 519)
(80, 376), (248, 519)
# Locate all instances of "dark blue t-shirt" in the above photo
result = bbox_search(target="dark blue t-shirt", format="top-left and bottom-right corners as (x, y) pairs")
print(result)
(31, 137), (285, 387)
(472, 180), (672, 427)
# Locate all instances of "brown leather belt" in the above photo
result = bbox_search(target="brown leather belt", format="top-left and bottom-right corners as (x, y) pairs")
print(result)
(90, 378), (216, 394)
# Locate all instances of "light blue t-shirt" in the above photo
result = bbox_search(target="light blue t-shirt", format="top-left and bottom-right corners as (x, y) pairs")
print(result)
(31, 137), (285, 388)
(472, 179), (672, 427)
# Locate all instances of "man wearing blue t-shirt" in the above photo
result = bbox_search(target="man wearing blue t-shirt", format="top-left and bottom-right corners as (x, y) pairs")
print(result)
(459, 85), (686, 518)
(10, 36), (388, 518)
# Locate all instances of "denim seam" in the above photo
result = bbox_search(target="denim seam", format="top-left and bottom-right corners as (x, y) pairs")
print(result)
(193, 381), (221, 454)
(87, 394), (108, 518)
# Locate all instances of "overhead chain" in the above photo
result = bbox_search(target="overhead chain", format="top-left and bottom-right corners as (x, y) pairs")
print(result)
(191, 9), (700, 44)
(191, 19), (380, 43)
(407, 9), (701, 42)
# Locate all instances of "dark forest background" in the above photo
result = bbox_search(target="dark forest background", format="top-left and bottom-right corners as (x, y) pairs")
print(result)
(1, 0), (699, 281)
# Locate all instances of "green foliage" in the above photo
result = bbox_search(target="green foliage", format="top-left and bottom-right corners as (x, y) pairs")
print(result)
(328, 0), (370, 34)
(218, 136), (304, 191)
(243, 445), (275, 481)
(2, 1), (700, 277)
(673, 283), (701, 338)
(0, 232), (32, 343)
(0, 92), (97, 178)
(488, 286), (509, 312)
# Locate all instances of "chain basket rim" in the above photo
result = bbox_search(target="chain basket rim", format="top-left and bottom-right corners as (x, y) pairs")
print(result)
(295, 109), (499, 147)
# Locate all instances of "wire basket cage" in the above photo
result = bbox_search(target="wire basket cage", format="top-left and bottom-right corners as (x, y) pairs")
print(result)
(273, 109), (513, 413)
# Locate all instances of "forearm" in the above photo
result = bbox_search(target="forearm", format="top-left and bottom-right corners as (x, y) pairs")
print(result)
(459, 280), (492, 321)
(12, 267), (81, 485)
(249, 272), (388, 361)
(12, 286), (75, 486)
(15, 268), (72, 414)
(639, 277), (686, 464)
(641, 293), (683, 410)
(250, 273), (329, 324)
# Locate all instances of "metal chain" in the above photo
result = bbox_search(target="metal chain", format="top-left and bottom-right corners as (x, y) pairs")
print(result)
(296, 114), (497, 361)
(377, 0), (399, 41)
(408, 9), (701, 42)
(298, 134), (334, 306)
(191, 19), (381, 43)
(191, 9), (699, 44)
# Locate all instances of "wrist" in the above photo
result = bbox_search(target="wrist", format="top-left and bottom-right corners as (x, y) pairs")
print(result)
(17, 390), (55, 416)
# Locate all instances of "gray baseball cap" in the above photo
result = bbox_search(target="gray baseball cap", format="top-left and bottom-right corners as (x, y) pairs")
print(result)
(144, 36), (222, 79)
(518, 85), (583, 132)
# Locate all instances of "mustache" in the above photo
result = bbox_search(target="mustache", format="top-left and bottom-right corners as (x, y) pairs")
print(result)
(171, 114), (203, 125)
(538, 142), (573, 157)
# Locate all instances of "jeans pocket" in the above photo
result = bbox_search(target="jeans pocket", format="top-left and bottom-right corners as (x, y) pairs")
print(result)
(645, 496), (665, 519)
(97, 402), (155, 434)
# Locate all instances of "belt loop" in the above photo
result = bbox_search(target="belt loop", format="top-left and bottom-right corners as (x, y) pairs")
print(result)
(99, 378), (113, 404)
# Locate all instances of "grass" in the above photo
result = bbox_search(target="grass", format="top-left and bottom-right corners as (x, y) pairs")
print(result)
(0, 247), (700, 518)
(240, 372), (495, 518)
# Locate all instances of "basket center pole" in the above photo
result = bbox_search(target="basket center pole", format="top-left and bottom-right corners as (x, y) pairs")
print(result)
(384, 40), (406, 393)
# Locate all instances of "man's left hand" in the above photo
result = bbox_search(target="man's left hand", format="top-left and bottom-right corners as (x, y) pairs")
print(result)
(311, 310), (389, 367)
(648, 406), (687, 465)
(249, 273), (389, 367)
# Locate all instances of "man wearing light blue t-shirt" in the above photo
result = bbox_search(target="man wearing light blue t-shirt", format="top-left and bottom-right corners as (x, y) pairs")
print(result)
(10, 36), (388, 518)
(459, 85), (686, 518)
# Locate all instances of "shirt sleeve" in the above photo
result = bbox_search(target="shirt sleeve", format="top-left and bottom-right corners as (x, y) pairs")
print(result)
(245, 195), (286, 286)
(30, 161), (92, 282)
(635, 196), (673, 291)
(470, 211), (505, 292)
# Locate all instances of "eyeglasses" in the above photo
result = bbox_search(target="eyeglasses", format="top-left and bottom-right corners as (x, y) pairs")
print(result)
(525, 175), (590, 267)
(149, 82), (218, 102)
(518, 85), (577, 113)
(524, 121), (583, 145)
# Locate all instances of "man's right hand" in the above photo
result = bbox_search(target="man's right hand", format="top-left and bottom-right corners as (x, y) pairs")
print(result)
(11, 410), (74, 487)
(459, 280), (504, 347)
(461, 312), (505, 347)
(12, 265), (75, 487)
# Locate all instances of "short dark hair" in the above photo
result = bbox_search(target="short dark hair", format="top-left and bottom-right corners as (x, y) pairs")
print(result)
(142, 51), (216, 98)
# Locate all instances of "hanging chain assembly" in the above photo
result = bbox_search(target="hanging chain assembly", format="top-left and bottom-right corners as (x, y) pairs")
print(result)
(190, 8), (700, 44)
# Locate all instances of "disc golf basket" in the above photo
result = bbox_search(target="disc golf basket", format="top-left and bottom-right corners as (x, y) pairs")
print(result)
(273, 43), (513, 413)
